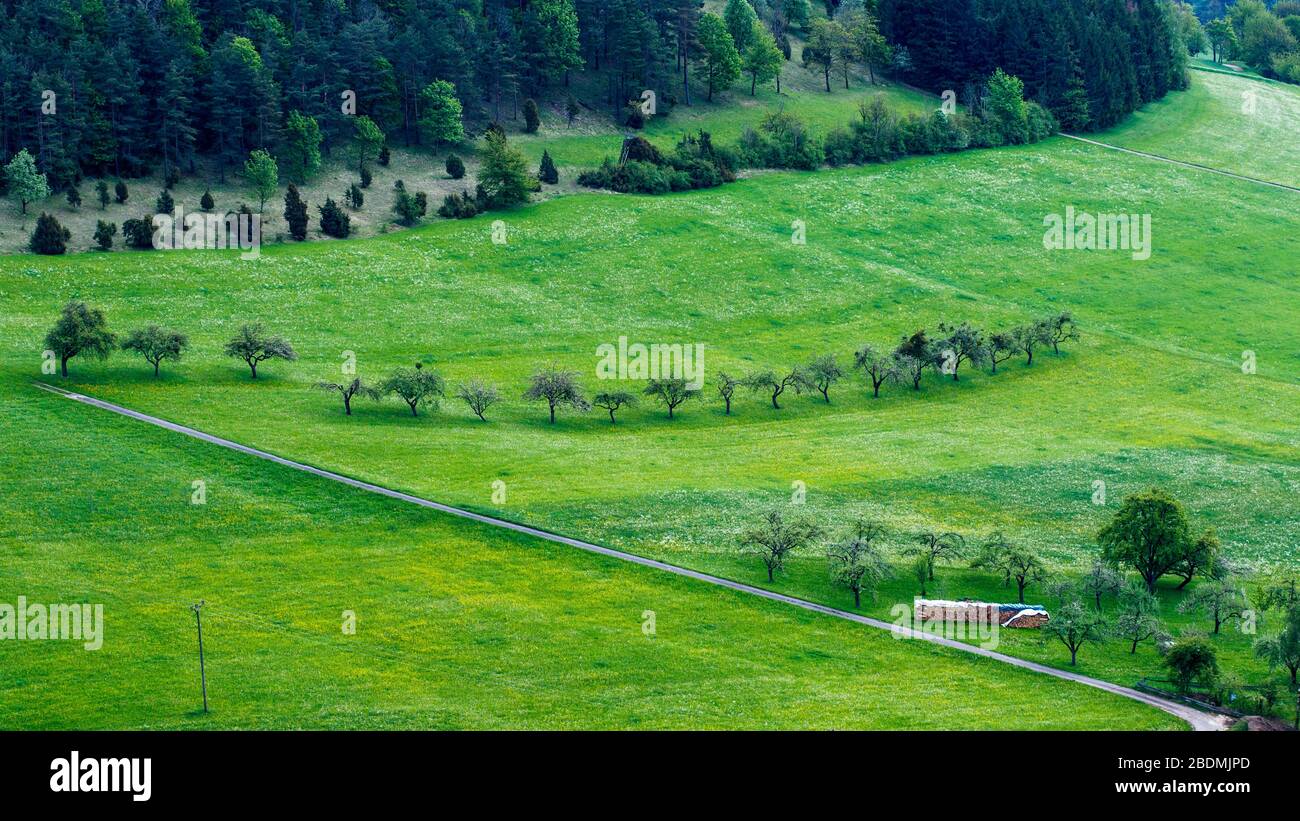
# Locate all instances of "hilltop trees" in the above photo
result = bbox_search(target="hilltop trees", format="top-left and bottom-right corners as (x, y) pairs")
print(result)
(803, 17), (849, 92)
(244, 150), (278, 213)
(223, 323), (297, 379)
(282, 112), (322, 183)
(44, 301), (116, 377)
(725, 0), (759, 53)
(121, 326), (190, 376)
(479, 131), (537, 208)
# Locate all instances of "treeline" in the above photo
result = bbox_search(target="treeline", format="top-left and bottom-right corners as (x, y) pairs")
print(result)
(2, 0), (1196, 195)
(42, 298), (1080, 422)
(878, 0), (1191, 130)
(1195, 0), (1300, 84)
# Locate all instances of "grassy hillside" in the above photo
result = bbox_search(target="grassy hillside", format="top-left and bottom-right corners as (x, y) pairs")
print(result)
(0, 386), (1181, 730)
(2, 127), (1297, 710)
(0, 41), (928, 255)
(1096, 66), (1300, 187)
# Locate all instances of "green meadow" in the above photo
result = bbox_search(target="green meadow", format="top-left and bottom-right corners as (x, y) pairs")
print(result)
(0, 386), (1181, 730)
(1, 67), (1297, 727)
(1097, 65), (1300, 188)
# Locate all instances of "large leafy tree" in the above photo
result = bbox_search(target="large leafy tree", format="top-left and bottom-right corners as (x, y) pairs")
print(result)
(1098, 489), (1192, 593)
(281, 111), (322, 183)
(742, 20), (784, 95)
(418, 80), (465, 148)
(5, 149), (50, 214)
(724, 0), (759, 54)
(44, 301), (116, 378)
(694, 13), (742, 101)
(244, 149), (279, 213)
(524, 0), (584, 88)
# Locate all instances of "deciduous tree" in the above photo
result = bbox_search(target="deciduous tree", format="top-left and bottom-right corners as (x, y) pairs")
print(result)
(44, 301), (116, 377)
(223, 323), (297, 379)
(122, 325), (189, 376)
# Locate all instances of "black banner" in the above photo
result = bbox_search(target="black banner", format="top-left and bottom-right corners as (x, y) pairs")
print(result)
(1, 730), (1289, 808)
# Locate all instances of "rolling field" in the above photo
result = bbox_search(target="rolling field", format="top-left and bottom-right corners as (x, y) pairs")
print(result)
(1, 66), (1297, 726)
(1096, 66), (1300, 188)
(0, 386), (1181, 730)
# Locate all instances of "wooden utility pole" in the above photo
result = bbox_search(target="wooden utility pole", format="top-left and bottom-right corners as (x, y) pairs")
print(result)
(191, 600), (208, 713)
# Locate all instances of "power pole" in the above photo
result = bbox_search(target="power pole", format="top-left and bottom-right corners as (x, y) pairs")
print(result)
(191, 600), (208, 714)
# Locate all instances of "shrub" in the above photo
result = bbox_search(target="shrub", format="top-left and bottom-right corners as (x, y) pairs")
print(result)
(156, 189), (174, 214)
(284, 184), (309, 241)
(523, 98), (540, 133)
(30, 212), (71, 254)
(359, 165), (372, 188)
(378, 145), (390, 166)
(114, 180), (128, 204)
(1025, 101), (1059, 142)
(823, 127), (856, 166)
(446, 153), (465, 179)
(122, 217), (155, 249)
(538, 150), (559, 185)
(623, 100), (645, 129)
(200, 189), (215, 211)
(66, 187), (82, 209)
(345, 183), (364, 209)
(164, 166), (181, 189)
(93, 220), (116, 250)
(318, 197), (351, 238)
(437, 189), (482, 219)
(624, 135), (663, 165)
